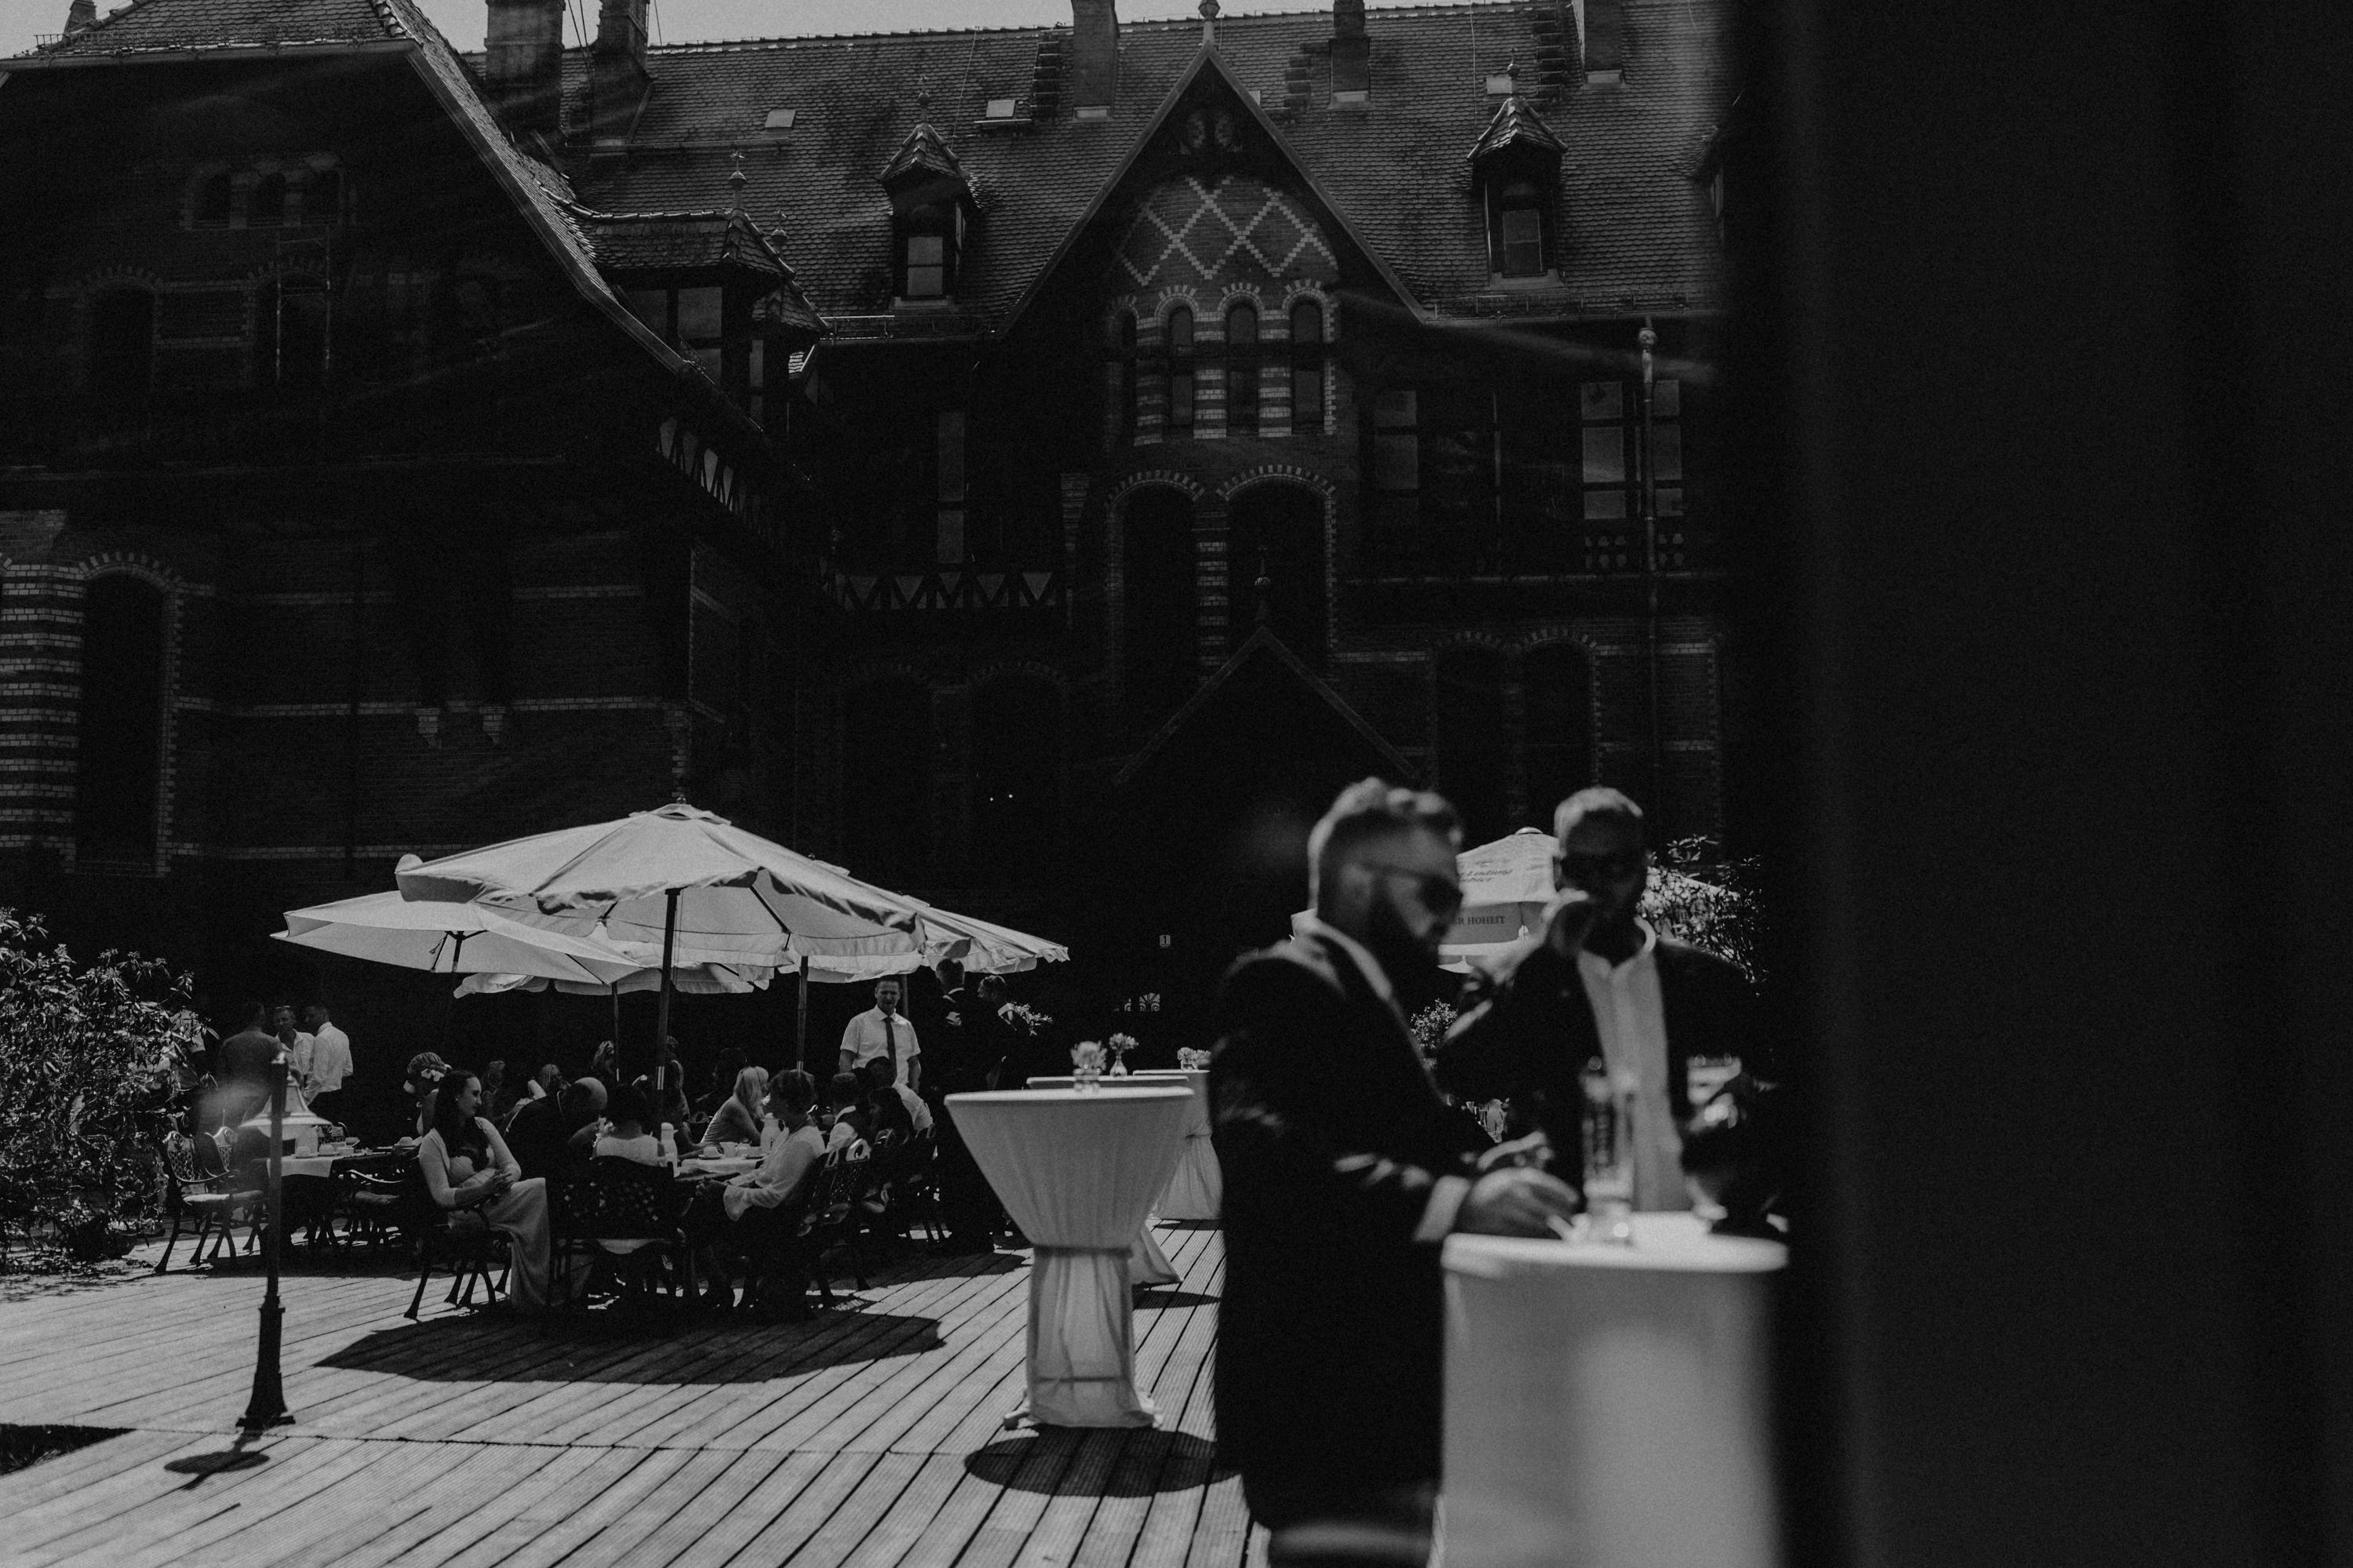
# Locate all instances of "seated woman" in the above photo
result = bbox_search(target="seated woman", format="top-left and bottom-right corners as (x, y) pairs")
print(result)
(417, 1069), (563, 1311)
(825, 1071), (871, 1156)
(699, 1066), (769, 1150)
(594, 1084), (664, 1164)
(690, 1070), (829, 1318)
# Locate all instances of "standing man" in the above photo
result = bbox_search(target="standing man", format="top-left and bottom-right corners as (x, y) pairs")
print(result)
(929, 959), (1000, 1253)
(300, 1001), (353, 1127)
(209, 1002), (279, 1131)
(270, 1002), (315, 1105)
(839, 977), (920, 1093)
(1438, 788), (1776, 1213)
(1211, 779), (1580, 1549)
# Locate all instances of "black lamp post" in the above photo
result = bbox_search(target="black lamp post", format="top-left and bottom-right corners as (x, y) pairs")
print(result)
(238, 1048), (292, 1431)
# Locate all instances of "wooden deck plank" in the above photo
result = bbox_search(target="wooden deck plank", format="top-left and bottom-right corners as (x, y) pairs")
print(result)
(0, 1227), (1269, 1568)
(712, 1449), (886, 1568)
(323, 1441), (596, 1568)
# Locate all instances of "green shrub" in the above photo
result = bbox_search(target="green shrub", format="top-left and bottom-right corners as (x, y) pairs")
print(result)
(0, 911), (199, 1255)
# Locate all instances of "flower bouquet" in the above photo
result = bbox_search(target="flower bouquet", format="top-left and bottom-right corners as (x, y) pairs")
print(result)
(1107, 1032), (1138, 1076)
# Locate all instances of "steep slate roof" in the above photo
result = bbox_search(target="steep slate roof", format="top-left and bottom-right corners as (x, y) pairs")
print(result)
(24, 0), (403, 56)
(559, 0), (1727, 333)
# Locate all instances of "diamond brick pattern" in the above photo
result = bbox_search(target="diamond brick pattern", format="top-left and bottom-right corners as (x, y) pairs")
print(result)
(1116, 175), (1341, 290)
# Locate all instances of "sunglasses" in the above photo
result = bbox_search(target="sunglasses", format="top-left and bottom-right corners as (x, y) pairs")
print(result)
(1359, 862), (1466, 918)
(1556, 850), (1643, 879)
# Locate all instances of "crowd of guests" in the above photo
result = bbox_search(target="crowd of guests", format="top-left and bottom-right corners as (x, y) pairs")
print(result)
(388, 1021), (974, 1319)
(182, 998), (355, 1138)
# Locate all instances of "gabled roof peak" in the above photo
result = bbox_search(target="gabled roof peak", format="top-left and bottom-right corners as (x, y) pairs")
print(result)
(1466, 93), (1564, 163)
(877, 121), (965, 189)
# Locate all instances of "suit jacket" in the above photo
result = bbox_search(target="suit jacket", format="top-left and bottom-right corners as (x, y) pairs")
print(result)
(1210, 931), (1489, 1499)
(1437, 931), (1774, 1162)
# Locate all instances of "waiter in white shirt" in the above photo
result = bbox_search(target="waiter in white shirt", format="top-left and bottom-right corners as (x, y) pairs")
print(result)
(839, 977), (920, 1092)
(300, 1002), (354, 1122)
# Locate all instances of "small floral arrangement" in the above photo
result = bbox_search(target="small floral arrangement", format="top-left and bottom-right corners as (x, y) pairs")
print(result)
(998, 1002), (1051, 1035)
(1106, 1032), (1138, 1075)
(1177, 1047), (1211, 1071)
(1406, 1001), (1457, 1067)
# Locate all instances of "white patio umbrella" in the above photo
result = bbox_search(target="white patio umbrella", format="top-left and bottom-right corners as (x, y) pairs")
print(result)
(450, 962), (774, 999)
(275, 890), (657, 985)
(1292, 825), (1732, 973)
(395, 802), (929, 1072)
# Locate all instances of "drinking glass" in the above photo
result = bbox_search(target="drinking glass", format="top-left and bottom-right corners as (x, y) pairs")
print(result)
(1581, 1060), (1637, 1245)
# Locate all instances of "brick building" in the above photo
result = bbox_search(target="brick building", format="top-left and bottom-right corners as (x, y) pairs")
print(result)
(0, 0), (826, 1064)
(3, 0), (1735, 1049)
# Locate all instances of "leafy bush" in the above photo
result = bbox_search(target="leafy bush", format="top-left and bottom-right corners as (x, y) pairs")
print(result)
(1647, 837), (1767, 981)
(0, 911), (199, 1259)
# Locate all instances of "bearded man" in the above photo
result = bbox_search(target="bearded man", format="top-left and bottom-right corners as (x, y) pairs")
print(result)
(1209, 778), (1579, 1552)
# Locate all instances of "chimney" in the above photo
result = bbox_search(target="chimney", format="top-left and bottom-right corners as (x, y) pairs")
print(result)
(1070, 0), (1117, 119)
(590, 0), (650, 142)
(1580, 0), (1626, 85)
(1331, 0), (1369, 101)
(63, 0), (97, 34)
(484, 0), (564, 138)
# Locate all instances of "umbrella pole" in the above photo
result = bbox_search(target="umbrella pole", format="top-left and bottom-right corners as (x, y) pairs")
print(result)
(610, 984), (621, 1062)
(654, 888), (679, 1095)
(796, 954), (810, 1075)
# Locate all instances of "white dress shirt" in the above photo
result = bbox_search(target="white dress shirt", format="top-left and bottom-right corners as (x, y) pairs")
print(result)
(1299, 916), (1472, 1242)
(1576, 919), (1689, 1212)
(724, 1122), (828, 1220)
(892, 1082), (934, 1135)
(280, 1032), (315, 1092)
(841, 1007), (920, 1082)
(307, 1024), (353, 1093)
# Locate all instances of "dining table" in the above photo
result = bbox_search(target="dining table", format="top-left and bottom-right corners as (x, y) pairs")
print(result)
(948, 1086), (1194, 1427)
(1022, 1072), (1216, 1281)
(1440, 1212), (1787, 1568)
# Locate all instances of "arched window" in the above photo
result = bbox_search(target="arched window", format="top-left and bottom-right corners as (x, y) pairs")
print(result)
(1523, 642), (1594, 818)
(1433, 646), (1508, 844)
(1107, 312), (1138, 446)
(193, 172), (232, 228)
(1225, 300), (1259, 438)
(250, 172), (287, 228)
(1164, 306), (1196, 435)
(842, 678), (932, 884)
(1229, 482), (1326, 661)
(971, 674), (1064, 880)
(304, 167), (343, 227)
(87, 288), (154, 402)
(1495, 177), (1547, 276)
(1288, 300), (1324, 434)
(77, 574), (167, 868)
(259, 278), (329, 391)
(1121, 487), (1197, 728)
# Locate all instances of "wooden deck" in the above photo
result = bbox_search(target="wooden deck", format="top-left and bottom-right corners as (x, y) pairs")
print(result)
(0, 1223), (1267, 1567)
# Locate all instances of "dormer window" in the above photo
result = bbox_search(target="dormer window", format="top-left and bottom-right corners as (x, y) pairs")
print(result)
(877, 122), (977, 308)
(1467, 94), (1565, 282)
(1497, 179), (1546, 276)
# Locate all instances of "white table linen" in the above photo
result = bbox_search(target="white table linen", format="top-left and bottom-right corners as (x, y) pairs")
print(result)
(1025, 1071), (1221, 1222)
(949, 1088), (1193, 1427)
(1441, 1213), (1785, 1568)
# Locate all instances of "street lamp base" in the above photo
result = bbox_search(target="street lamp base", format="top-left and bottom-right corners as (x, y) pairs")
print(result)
(239, 1297), (293, 1431)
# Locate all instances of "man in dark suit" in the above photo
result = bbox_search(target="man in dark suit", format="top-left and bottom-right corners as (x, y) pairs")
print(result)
(205, 1002), (279, 1133)
(927, 960), (1001, 1253)
(505, 1077), (605, 1182)
(1211, 778), (1580, 1547)
(1438, 788), (1777, 1213)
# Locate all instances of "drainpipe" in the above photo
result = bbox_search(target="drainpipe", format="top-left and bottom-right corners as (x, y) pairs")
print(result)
(1639, 320), (1662, 819)
(344, 545), (364, 875)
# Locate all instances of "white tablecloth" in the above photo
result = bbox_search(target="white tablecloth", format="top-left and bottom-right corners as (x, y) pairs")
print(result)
(949, 1088), (1193, 1427)
(1441, 1213), (1785, 1568)
(1025, 1071), (1221, 1222)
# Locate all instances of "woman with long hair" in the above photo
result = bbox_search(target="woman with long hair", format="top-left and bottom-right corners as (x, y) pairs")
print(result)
(699, 1065), (769, 1149)
(417, 1069), (563, 1310)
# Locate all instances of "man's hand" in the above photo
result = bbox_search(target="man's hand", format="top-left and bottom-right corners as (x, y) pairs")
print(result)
(1543, 887), (1600, 958)
(1455, 1166), (1580, 1237)
(1475, 1131), (1553, 1173)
